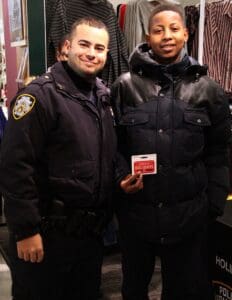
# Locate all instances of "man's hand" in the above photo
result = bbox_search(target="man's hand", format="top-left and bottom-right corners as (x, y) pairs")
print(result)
(120, 173), (143, 194)
(17, 233), (44, 263)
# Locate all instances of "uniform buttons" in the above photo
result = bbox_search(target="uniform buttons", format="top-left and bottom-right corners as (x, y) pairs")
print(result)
(159, 93), (164, 97)
(161, 237), (165, 244)
(158, 129), (163, 134)
(197, 118), (202, 124)
(95, 118), (100, 126)
(44, 75), (50, 79)
(158, 202), (163, 208)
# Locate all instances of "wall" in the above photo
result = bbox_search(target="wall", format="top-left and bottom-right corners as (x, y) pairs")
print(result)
(2, 0), (18, 104)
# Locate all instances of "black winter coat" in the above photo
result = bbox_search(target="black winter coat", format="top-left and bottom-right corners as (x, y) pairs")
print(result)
(0, 62), (117, 240)
(112, 43), (231, 244)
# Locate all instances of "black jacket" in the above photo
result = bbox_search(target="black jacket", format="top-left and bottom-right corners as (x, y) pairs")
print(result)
(111, 43), (231, 244)
(0, 62), (117, 240)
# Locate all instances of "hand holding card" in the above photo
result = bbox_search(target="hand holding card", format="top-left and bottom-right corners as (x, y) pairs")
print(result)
(120, 173), (143, 194)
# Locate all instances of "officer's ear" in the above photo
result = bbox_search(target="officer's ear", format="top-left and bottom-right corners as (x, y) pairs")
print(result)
(65, 39), (71, 50)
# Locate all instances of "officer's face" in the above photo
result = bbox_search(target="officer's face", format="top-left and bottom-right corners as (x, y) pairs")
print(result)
(67, 24), (109, 78)
(147, 10), (188, 64)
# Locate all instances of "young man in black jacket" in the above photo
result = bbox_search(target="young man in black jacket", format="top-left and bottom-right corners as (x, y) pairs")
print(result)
(112, 3), (231, 300)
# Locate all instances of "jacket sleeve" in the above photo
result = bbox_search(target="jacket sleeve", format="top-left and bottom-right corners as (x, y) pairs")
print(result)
(0, 86), (51, 241)
(114, 152), (130, 186)
(111, 79), (131, 186)
(204, 85), (231, 218)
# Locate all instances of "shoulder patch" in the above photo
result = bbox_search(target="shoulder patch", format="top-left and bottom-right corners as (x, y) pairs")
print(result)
(12, 94), (36, 120)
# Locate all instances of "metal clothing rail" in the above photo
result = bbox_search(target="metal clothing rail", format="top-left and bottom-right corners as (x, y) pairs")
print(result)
(198, 0), (205, 65)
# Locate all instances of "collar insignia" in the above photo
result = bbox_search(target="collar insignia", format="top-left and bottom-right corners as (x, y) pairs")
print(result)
(13, 94), (36, 120)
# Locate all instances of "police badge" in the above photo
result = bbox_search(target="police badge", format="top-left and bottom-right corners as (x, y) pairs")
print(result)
(13, 94), (36, 120)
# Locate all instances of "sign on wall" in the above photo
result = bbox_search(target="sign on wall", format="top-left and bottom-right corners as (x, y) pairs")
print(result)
(8, 0), (26, 47)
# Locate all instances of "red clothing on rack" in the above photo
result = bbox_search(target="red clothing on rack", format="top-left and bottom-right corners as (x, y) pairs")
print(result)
(119, 4), (127, 31)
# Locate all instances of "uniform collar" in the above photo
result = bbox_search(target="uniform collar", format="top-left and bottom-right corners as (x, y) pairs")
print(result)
(50, 62), (110, 102)
(64, 62), (96, 92)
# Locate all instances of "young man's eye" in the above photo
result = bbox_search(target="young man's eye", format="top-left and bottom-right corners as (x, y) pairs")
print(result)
(152, 29), (163, 34)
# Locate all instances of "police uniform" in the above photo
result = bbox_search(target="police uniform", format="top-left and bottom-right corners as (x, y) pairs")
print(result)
(0, 61), (117, 300)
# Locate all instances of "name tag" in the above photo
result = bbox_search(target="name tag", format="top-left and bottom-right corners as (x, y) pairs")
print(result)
(131, 154), (157, 175)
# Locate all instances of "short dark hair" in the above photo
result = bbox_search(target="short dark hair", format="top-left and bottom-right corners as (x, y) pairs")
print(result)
(69, 16), (109, 40)
(148, 3), (186, 32)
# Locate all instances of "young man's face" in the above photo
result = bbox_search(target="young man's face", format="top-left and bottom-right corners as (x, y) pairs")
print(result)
(147, 10), (188, 64)
(67, 24), (109, 78)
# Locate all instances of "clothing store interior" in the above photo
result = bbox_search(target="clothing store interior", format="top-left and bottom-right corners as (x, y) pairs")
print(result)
(0, 0), (232, 299)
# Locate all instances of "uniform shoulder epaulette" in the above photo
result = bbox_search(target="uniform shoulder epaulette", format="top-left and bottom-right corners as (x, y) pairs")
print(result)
(31, 73), (53, 87)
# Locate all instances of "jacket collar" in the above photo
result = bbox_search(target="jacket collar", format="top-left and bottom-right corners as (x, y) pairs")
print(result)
(49, 62), (110, 103)
(129, 43), (207, 80)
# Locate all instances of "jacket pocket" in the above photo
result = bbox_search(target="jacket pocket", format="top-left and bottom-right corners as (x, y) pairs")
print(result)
(183, 109), (211, 155)
(49, 160), (95, 178)
(184, 109), (211, 127)
(118, 112), (151, 155)
(72, 160), (96, 179)
(48, 160), (96, 196)
(119, 112), (149, 126)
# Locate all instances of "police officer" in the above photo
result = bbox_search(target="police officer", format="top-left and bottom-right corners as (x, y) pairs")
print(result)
(0, 17), (116, 300)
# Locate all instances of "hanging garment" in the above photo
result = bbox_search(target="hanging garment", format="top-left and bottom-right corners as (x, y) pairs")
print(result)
(203, 0), (232, 93)
(45, 0), (59, 39)
(185, 5), (199, 57)
(46, 0), (129, 86)
(118, 4), (127, 31)
(123, 0), (161, 54)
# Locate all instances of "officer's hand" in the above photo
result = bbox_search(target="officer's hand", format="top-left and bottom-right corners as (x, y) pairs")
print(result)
(17, 233), (44, 263)
(120, 173), (143, 194)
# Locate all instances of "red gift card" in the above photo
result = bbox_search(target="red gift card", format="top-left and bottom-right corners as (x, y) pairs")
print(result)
(131, 154), (157, 175)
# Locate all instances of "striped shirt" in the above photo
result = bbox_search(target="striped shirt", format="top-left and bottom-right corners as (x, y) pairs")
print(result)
(123, 0), (160, 55)
(203, 1), (232, 92)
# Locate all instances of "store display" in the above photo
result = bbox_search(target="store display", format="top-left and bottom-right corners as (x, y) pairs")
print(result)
(210, 201), (232, 300)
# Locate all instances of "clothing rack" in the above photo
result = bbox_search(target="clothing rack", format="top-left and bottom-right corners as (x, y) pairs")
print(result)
(198, 0), (205, 64)
(198, 0), (229, 65)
